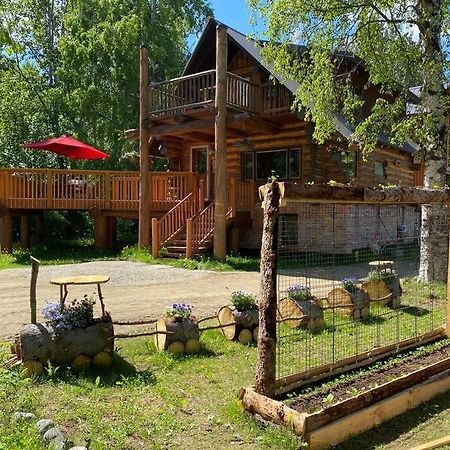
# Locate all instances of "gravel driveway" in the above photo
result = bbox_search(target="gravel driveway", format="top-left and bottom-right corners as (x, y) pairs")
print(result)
(0, 261), (260, 339)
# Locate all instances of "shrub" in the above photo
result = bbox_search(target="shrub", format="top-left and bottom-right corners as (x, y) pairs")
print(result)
(368, 269), (393, 281)
(286, 284), (312, 302)
(341, 277), (358, 293)
(41, 295), (95, 331)
(230, 291), (256, 311)
(165, 303), (193, 320)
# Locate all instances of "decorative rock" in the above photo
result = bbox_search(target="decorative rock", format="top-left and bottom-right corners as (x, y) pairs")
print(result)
(49, 438), (73, 450)
(14, 412), (36, 422)
(37, 418), (54, 434)
(43, 427), (64, 444)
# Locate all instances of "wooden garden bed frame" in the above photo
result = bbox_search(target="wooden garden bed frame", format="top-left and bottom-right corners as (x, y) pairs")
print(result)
(244, 182), (450, 449)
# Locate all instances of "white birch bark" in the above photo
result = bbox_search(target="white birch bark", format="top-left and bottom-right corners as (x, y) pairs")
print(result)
(417, 0), (448, 282)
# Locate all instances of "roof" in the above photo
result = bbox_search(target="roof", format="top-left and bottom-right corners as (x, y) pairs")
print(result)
(184, 17), (418, 154)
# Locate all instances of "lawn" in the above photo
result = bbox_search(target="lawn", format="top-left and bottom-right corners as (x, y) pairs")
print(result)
(3, 333), (450, 449)
(0, 240), (260, 272)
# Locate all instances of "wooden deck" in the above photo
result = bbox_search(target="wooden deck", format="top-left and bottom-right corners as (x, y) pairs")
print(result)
(0, 168), (206, 213)
(149, 70), (293, 118)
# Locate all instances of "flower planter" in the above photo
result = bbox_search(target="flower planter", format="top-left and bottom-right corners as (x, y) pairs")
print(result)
(240, 341), (450, 449)
(217, 306), (259, 343)
(277, 297), (325, 331)
(327, 287), (371, 320)
(154, 317), (200, 353)
(361, 274), (402, 307)
(16, 320), (114, 365)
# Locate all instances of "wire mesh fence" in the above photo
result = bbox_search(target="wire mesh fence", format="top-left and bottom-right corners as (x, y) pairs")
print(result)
(276, 201), (448, 381)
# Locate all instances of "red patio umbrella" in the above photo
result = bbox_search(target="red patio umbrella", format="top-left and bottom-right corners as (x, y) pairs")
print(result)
(23, 135), (109, 160)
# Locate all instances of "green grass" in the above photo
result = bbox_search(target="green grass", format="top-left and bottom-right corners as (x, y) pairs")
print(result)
(0, 241), (260, 272)
(4, 334), (450, 449)
(0, 332), (299, 450)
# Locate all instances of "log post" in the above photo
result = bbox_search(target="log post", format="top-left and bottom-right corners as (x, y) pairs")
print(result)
(94, 214), (109, 249)
(213, 24), (228, 261)
(186, 218), (193, 259)
(446, 202), (450, 337)
(254, 182), (280, 398)
(151, 218), (159, 258)
(20, 215), (30, 250)
(138, 45), (151, 248)
(230, 178), (237, 218)
(0, 211), (13, 253)
(30, 256), (40, 324)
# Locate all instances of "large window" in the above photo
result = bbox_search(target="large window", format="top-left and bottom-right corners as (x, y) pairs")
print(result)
(243, 148), (301, 181)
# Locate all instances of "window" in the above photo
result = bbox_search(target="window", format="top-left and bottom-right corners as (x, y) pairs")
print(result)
(243, 152), (254, 180)
(340, 151), (357, 178)
(242, 148), (302, 181)
(192, 148), (207, 174)
(256, 150), (287, 180)
(374, 160), (385, 177)
(279, 214), (299, 247)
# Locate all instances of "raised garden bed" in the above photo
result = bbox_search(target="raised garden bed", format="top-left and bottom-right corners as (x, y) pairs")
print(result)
(241, 334), (450, 449)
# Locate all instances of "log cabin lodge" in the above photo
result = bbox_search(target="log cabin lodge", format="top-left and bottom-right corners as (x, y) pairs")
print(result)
(0, 18), (439, 258)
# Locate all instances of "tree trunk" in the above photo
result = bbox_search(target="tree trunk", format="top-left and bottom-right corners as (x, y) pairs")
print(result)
(417, 0), (448, 282)
(254, 182), (280, 398)
(217, 306), (258, 341)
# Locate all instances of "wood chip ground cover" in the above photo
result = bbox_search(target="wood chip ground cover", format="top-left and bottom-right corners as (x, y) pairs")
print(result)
(285, 339), (450, 414)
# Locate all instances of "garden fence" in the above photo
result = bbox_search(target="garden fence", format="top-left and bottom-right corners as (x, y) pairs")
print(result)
(276, 200), (448, 384)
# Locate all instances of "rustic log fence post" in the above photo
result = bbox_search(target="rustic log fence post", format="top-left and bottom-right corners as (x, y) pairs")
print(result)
(447, 202), (450, 338)
(30, 256), (40, 324)
(254, 182), (280, 398)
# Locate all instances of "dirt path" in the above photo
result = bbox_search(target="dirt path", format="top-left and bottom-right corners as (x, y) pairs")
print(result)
(0, 261), (260, 339)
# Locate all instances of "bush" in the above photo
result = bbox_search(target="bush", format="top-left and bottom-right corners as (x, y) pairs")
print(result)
(286, 284), (312, 302)
(230, 291), (256, 311)
(341, 277), (358, 293)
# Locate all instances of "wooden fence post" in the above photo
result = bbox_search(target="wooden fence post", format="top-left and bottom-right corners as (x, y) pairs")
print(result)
(186, 219), (193, 259)
(254, 181), (280, 398)
(447, 202), (450, 337)
(30, 256), (40, 324)
(151, 218), (159, 258)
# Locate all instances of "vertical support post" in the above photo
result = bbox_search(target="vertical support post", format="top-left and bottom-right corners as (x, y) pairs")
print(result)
(151, 218), (159, 258)
(46, 169), (52, 208)
(186, 219), (193, 259)
(214, 24), (228, 261)
(254, 182), (280, 398)
(1, 211), (13, 253)
(20, 215), (30, 250)
(446, 202), (450, 337)
(138, 45), (151, 248)
(30, 256), (40, 324)
(94, 214), (109, 249)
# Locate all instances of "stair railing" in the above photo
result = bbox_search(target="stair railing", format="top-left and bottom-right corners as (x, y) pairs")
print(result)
(186, 202), (215, 258)
(152, 189), (202, 258)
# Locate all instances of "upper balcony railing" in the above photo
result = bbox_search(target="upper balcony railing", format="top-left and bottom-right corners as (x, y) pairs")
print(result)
(148, 70), (293, 118)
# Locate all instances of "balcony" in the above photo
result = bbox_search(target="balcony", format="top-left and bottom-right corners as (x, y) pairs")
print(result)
(148, 70), (293, 118)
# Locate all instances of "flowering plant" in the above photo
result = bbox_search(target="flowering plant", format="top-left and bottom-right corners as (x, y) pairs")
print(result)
(165, 303), (193, 320)
(341, 277), (358, 293)
(368, 269), (393, 281)
(286, 284), (312, 302)
(41, 295), (95, 331)
(230, 291), (256, 311)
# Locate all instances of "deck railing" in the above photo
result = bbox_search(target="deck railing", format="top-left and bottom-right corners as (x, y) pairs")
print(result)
(148, 70), (292, 117)
(0, 168), (205, 212)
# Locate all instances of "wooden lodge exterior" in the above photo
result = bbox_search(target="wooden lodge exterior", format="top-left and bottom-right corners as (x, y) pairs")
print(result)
(0, 18), (426, 257)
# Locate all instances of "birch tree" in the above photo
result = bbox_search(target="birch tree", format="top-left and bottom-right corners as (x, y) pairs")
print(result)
(249, 0), (450, 281)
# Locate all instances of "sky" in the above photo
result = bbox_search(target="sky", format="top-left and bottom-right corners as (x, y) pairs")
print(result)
(208, 0), (259, 35)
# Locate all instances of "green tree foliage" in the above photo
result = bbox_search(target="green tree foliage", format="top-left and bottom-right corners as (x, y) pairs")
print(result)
(0, 0), (212, 168)
(248, 0), (449, 163)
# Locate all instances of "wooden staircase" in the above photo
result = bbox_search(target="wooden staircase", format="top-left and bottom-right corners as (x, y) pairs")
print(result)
(151, 179), (255, 259)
